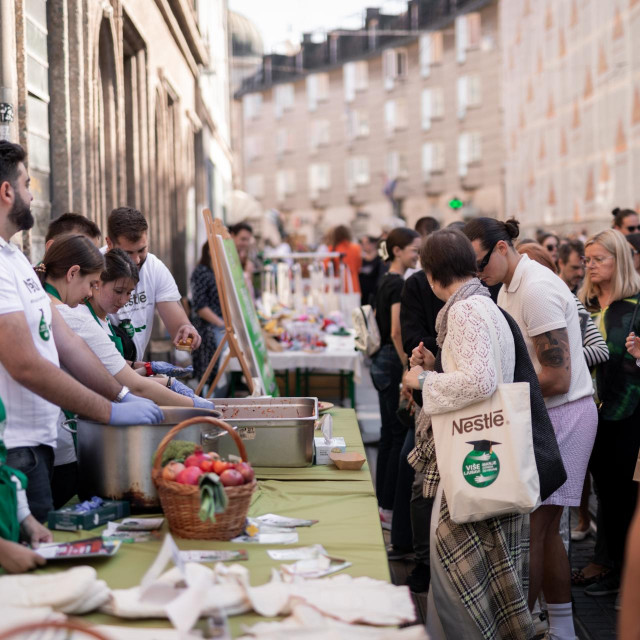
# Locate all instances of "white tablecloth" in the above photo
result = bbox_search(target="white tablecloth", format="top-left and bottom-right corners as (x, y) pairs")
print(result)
(229, 334), (363, 383)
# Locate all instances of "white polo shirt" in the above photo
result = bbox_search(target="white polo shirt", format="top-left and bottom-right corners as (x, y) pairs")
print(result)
(497, 254), (593, 409)
(0, 237), (60, 448)
(106, 252), (180, 360)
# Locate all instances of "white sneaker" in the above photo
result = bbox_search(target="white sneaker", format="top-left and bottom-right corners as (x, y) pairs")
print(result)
(570, 526), (591, 541)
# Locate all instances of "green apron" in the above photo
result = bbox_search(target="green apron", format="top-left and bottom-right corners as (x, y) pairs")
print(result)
(85, 301), (124, 357)
(0, 398), (27, 542)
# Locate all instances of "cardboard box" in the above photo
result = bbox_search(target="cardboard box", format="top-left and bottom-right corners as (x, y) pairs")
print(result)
(314, 437), (347, 465)
(48, 500), (130, 531)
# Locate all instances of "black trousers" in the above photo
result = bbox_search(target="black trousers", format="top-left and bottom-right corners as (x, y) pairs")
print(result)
(590, 404), (640, 572)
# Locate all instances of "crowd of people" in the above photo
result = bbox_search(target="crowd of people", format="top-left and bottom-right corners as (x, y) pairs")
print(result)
(3, 132), (640, 637)
(348, 205), (640, 638)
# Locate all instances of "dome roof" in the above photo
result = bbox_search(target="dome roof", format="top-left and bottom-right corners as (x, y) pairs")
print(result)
(229, 11), (264, 58)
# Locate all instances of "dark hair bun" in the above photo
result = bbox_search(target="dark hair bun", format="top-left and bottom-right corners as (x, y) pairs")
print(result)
(612, 207), (621, 217)
(504, 218), (520, 240)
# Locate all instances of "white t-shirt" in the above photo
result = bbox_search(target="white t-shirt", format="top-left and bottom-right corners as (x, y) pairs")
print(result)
(0, 237), (60, 449)
(497, 254), (593, 409)
(106, 252), (180, 360)
(54, 304), (127, 465)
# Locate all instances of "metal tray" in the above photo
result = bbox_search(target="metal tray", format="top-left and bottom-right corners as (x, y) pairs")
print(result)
(206, 397), (318, 467)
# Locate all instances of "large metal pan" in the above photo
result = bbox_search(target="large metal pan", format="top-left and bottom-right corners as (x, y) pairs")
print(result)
(76, 407), (222, 508)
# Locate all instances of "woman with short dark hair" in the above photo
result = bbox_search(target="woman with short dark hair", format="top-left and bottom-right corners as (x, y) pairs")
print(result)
(405, 228), (534, 638)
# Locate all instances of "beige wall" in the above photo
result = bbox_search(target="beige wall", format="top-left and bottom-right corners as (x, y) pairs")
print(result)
(12, 0), (224, 292)
(502, 0), (640, 236)
(238, 0), (503, 243)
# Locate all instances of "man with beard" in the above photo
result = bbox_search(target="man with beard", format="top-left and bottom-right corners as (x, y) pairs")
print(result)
(105, 206), (201, 361)
(0, 141), (162, 525)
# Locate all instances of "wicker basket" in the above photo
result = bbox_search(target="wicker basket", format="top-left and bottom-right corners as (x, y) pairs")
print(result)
(152, 416), (256, 540)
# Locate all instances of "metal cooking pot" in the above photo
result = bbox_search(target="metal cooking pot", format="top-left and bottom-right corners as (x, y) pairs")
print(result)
(76, 407), (223, 508)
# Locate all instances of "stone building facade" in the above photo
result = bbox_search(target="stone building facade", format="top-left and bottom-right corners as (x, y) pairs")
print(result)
(234, 0), (502, 242)
(3, 0), (232, 293)
(501, 0), (640, 235)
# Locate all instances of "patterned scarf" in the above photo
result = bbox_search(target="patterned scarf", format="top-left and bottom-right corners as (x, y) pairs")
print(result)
(435, 277), (491, 348)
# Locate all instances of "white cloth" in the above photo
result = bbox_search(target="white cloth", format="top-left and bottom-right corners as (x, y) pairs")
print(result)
(230, 334), (363, 382)
(0, 565), (109, 613)
(0, 237), (59, 449)
(497, 254), (593, 409)
(105, 561), (416, 627)
(54, 304), (127, 465)
(240, 604), (428, 639)
(107, 251), (180, 359)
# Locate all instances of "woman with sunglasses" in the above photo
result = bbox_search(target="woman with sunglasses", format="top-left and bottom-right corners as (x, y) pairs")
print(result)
(464, 218), (597, 640)
(578, 229), (640, 598)
(538, 232), (560, 265)
(612, 207), (640, 236)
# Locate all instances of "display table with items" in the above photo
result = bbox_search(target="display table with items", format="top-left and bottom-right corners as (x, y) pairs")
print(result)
(0, 409), (425, 640)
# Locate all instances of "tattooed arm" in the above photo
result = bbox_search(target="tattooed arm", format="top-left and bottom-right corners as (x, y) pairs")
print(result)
(531, 327), (572, 397)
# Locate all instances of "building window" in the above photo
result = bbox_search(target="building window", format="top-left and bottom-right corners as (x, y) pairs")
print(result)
(422, 142), (445, 180)
(458, 132), (482, 176)
(384, 98), (407, 136)
(419, 32), (443, 77)
(274, 83), (295, 119)
(276, 128), (291, 156)
(421, 88), (444, 131)
(276, 169), (296, 202)
(456, 13), (482, 64)
(244, 135), (263, 163)
(306, 72), (329, 111)
(310, 119), (330, 153)
(25, 0), (50, 178)
(386, 150), (408, 180)
(346, 156), (370, 194)
(243, 93), (262, 121)
(309, 163), (331, 198)
(343, 60), (368, 102)
(383, 48), (408, 90)
(457, 75), (482, 119)
(346, 108), (370, 141)
(245, 174), (264, 199)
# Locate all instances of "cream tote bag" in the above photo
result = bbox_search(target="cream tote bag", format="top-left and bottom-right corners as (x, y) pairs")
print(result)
(431, 301), (540, 524)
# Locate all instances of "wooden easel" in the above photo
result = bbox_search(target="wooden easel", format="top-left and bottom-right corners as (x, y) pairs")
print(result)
(195, 209), (255, 397)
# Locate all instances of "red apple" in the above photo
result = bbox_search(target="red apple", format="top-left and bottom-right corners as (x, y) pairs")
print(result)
(199, 458), (214, 473)
(219, 469), (244, 487)
(162, 461), (185, 482)
(177, 466), (203, 485)
(185, 450), (207, 467)
(235, 462), (254, 483)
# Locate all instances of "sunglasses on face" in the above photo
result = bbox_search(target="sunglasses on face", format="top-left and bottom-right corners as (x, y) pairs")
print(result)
(545, 243), (557, 251)
(477, 243), (497, 272)
(625, 226), (640, 232)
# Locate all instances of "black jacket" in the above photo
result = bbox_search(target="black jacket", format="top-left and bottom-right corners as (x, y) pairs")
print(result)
(400, 271), (444, 358)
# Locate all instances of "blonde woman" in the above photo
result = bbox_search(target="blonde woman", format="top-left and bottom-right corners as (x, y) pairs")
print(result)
(579, 229), (640, 597)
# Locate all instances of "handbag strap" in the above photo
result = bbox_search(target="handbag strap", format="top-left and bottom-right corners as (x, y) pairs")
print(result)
(471, 297), (504, 385)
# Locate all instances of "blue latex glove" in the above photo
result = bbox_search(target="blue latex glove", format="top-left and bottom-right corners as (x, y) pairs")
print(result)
(193, 396), (215, 410)
(170, 378), (196, 398)
(151, 362), (193, 378)
(109, 399), (164, 425)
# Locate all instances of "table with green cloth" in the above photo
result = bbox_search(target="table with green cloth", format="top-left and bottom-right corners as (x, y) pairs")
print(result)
(36, 409), (388, 637)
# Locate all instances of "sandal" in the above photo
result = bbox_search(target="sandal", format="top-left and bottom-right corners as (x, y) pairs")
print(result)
(571, 567), (610, 586)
